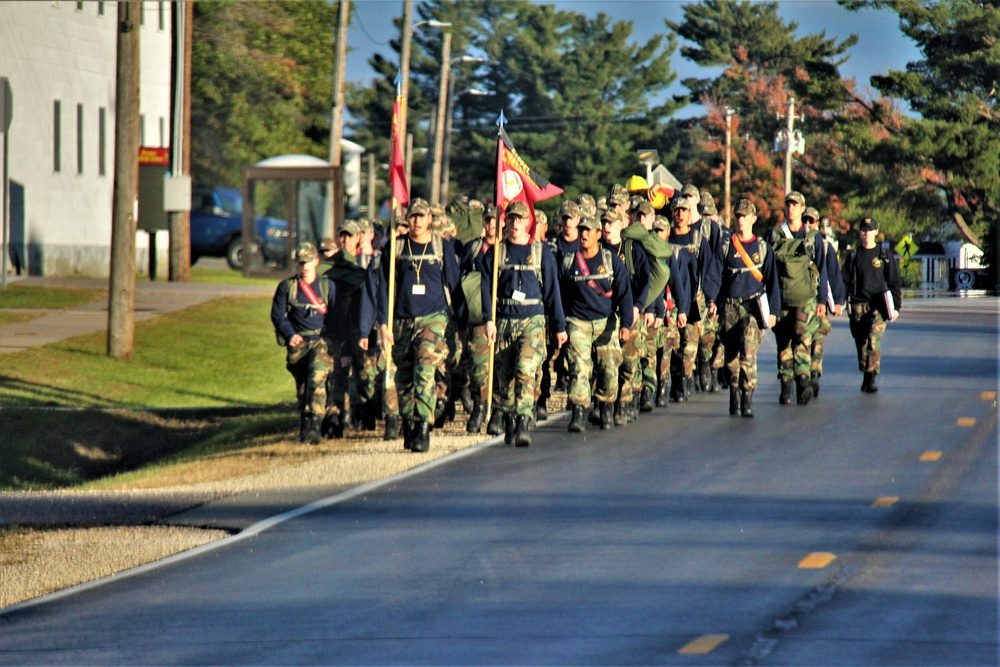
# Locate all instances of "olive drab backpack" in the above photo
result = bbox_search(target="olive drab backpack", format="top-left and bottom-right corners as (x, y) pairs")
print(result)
(275, 276), (331, 346)
(769, 225), (820, 308)
(621, 223), (672, 309)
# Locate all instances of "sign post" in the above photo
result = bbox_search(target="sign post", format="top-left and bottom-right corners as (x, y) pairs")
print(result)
(1, 77), (12, 289)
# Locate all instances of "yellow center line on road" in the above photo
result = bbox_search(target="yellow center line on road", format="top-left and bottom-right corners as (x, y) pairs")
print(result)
(920, 451), (943, 462)
(677, 634), (729, 654)
(957, 417), (976, 427)
(798, 552), (837, 569)
(871, 496), (899, 508)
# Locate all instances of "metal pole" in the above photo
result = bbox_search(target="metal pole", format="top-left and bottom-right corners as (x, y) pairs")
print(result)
(784, 96), (795, 194)
(168, 0), (191, 282)
(429, 31), (451, 205)
(366, 152), (376, 218)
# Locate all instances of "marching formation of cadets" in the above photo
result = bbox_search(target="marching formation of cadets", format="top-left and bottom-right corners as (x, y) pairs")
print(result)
(272, 177), (902, 452)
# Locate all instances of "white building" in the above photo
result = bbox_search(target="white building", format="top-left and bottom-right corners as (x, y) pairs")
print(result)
(0, 1), (174, 278)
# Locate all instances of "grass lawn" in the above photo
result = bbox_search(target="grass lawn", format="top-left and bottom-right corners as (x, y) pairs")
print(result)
(0, 293), (308, 490)
(0, 283), (106, 309)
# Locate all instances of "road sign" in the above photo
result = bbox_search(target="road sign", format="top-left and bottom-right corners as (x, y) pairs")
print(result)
(895, 234), (919, 260)
(0, 77), (11, 133)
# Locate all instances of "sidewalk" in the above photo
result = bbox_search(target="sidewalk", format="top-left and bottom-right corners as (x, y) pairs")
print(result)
(0, 275), (275, 354)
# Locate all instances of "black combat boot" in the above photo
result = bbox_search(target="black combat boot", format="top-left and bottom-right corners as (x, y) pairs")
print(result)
(779, 378), (793, 405)
(810, 371), (821, 398)
(863, 371), (879, 393)
(298, 413), (309, 442)
(600, 402), (614, 430)
(698, 359), (712, 394)
(614, 400), (628, 426)
(741, 389), (754, 418)
(796, 374), (814, 405)
(640, 386), (655, 412)
(410, 419), (430, 453)
(433, 400), (448, 429)
(402, 418), (414, 450)
(383, 415), (400, 441)
(729, 387), (740, 416)
(321, 412), (343, 439)
(671, 372), (687, 402)
(303, 415), (322, 445)
(459, 384), (474, 415)
(684, 375), (695, 398)
(535, 400), (548, 423)
(709, 367), (721, 392)
(588, 398), (602, 425)
(514, 414), (532, 447)
(486, 408), (505, 436)
(655, 379), (668, 408)
(567, 405), (586, 433)
(362, 401), (378, 431)
(503, 413), (516, 445)
(466, 401), (484, 434)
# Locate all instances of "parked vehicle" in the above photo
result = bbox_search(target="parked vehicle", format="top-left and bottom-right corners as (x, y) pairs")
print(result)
(190, 186), (289, 270)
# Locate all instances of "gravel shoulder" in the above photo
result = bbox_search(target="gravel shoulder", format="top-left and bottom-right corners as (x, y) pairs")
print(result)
(0, 419), (505, 610)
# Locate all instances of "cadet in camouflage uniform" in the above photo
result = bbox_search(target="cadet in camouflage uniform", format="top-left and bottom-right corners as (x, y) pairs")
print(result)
(764, 191), (831, 406)
(361, 198), (464, 453)
(559, 214), (634, 432)
(841, 218), (901, 393)
(803, 208), (845, 396)
(531, 209), (559, 421)
(549, 201), (584, 400)
(651, 216), (685, 406)
(270, 243), (337, 444)
(669, 196), (717, 401)
(481, 201), (567, 446)
(428, 206), (462, 426)
(459, 203), (500, 433)
(704, 199), (780, 418)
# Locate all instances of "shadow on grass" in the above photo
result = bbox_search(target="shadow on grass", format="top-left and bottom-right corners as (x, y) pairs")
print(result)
(0, 406), (297, 491)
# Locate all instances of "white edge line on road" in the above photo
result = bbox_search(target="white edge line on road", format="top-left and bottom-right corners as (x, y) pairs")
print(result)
(0, 433), (506, 618)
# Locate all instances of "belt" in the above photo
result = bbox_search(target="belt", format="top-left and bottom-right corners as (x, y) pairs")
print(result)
(724, 291), (763, 305)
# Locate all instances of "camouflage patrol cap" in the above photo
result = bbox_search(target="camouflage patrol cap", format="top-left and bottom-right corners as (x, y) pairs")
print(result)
(337, 220), (361, 235)
(633, 200), (654, 216)
(680, 184), (700, 199)
(652, 215), (671, 232)
(559, 201), (580, 218)
(577, 193), (597, 215)
(356, 218), (373, 234)
(700, 191), (716, 207)
(802, 207), (820, 222)
(702, 204), (718, 216)
(535, 210), (548, 227)
(671, 197), (693, 212)
(600, 208), (625, 225)
(596, 196), (608, 211)
(319, 236), (337, 252)
(295, 242), (319, 263)
(577, 215), (600, 231)
(505, 200), (530, 219)
(784, 191), (806, 206)
(483, 203), (498, 220)
(607, 183), (628, 205)
(734, 198), (757, 217)
(407, 198), (431, 216)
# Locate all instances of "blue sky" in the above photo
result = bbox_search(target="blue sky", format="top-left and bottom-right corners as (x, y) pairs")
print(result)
(345, 0), (921, 108)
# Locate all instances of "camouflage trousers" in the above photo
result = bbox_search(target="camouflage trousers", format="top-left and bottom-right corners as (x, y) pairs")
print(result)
(774, 298), (820, 380)
(436, 319), (463, 405)
(720, 299), (766, 390)
(675, 318), (704, 380)
(654, 317), (682, 389)
(698, 297), (720, 365)
(618, 316), (648, 402)
(849, 302), (887, 374)
(326, 337), (357, 419)
(810, 310), (832, 376)
(462, 324), (492, 403)
(285, 337), (333, 419)
(392, 312), (449, 423)
(642, 323), (663, 393)
(533, 324), (560, 404)
(358, 332), (399, 417)
(566, 316), (623, 407)
(495, 315), (547, 418)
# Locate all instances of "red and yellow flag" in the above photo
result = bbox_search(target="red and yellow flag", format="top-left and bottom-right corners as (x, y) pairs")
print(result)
(495, 125), (563, 236)
(390, 85), (409, 212)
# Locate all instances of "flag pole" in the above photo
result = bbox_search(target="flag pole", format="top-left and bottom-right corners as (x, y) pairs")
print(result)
(385, 74), (406, 400)
(485, 111), (507, 419)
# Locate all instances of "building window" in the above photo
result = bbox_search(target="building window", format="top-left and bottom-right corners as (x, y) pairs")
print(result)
(53, 100), (61, 173)
(158, 1), (165, 31)
(99, 107), (106, 176)
(98, 1), (105, 17)
(76, 1), (85, 11)
(139, 1), (145, 26)
(77, 104), (84, 174)
(140, 114), (146, 146)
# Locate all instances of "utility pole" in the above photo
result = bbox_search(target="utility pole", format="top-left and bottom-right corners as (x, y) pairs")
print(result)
(168, 0), (192, 282)
(778, 97), (803, 195)
(429, 30), (451, 205)
(724, 107), (733, 227)
(366, 152), (376, 218)
(108, 1), (141, 360)
(328, 0), (350, 231)
(398, 0), (413, 147)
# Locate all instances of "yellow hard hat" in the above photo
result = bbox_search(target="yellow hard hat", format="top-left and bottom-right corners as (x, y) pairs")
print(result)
(626, 175), (649, 193)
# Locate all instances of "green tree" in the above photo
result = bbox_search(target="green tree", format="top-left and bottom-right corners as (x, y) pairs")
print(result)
(840, 0), (998, 277)
(190, 0), (337, 187)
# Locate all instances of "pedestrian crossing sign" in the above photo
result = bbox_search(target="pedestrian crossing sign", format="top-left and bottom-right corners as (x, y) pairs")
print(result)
(895, 235), (919, 260)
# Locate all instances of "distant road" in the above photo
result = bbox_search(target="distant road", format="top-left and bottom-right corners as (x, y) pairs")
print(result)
(1, 299), (996, 666)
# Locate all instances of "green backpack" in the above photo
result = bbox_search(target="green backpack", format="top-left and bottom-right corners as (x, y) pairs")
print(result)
(622, 223), (672, 309)
(769, 227), (820, 308)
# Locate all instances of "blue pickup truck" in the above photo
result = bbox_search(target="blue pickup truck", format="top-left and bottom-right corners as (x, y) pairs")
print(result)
(190, 186), (289, 270)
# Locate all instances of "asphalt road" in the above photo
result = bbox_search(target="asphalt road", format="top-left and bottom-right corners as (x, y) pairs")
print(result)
(1, 299), (996, 666)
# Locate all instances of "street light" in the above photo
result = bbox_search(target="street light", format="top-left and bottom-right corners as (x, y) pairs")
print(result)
(441, 85), (488, 203)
